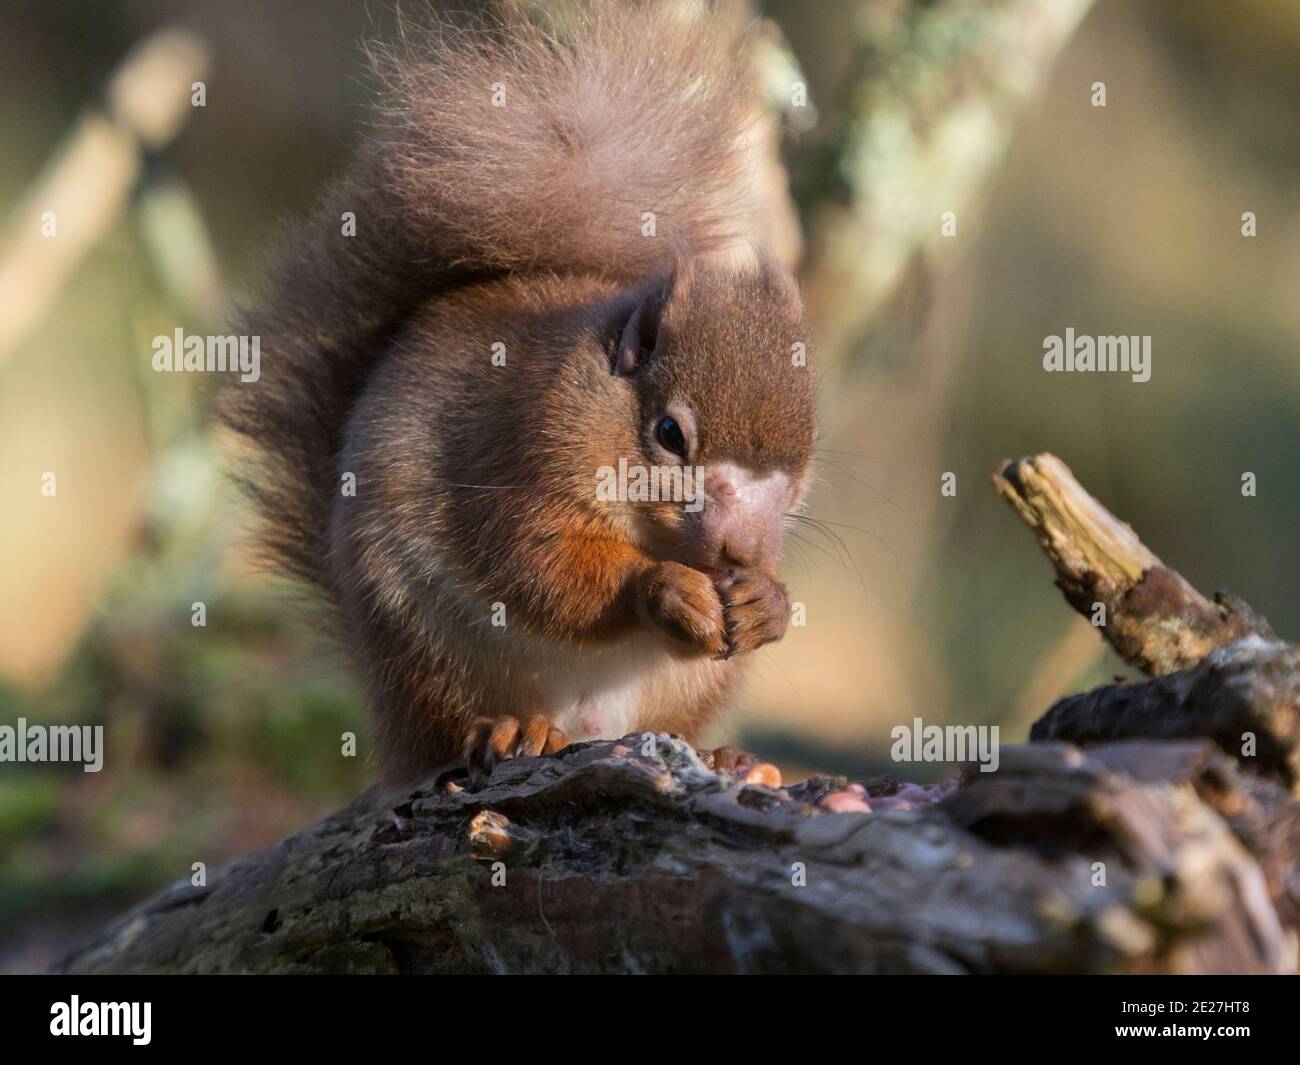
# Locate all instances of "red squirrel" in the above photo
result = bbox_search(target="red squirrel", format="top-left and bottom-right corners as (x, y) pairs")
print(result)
(220, 2), (817, 787)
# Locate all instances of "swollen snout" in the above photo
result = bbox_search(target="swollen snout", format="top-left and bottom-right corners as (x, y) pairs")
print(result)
(695, 463), (789, 571)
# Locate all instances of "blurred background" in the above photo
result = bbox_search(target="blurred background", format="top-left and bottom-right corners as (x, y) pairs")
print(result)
(0, 0), (1295, 971)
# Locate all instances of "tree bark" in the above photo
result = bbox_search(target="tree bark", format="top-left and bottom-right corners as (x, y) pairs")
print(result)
(57, 733), (1296, 975)
(58, 456), (1299, 975)
(1031, 638), (1300, 792)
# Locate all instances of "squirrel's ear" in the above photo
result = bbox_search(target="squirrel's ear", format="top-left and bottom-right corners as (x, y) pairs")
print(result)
(615, 288), (665, 376)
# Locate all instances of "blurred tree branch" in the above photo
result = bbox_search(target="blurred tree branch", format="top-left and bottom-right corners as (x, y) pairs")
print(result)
(794, 0), (1096, 377)
(0, 27), (211, 369)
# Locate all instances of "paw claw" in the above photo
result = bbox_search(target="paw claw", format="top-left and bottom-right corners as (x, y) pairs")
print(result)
(642, 562), (727, 655)
(464, 713), (567, 786)
(716, 569), (789, 658)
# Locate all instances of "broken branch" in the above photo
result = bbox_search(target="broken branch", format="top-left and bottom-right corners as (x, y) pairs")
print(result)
(993, 453), (1275, 676)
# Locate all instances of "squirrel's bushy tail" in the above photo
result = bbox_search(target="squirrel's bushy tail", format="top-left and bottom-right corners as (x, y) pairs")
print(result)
(373, 0), (760, 278)
(221, 1), (760, 591)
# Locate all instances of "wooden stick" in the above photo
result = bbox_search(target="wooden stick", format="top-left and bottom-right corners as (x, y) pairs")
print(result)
(993, 453), (1275, 676)
(0, 28), (210, 368)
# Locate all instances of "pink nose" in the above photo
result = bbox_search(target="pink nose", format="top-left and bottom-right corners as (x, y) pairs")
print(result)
(697, 463), (789, 568)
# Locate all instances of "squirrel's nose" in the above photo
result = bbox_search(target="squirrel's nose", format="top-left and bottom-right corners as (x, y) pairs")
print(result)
(697, 463), (789, 569)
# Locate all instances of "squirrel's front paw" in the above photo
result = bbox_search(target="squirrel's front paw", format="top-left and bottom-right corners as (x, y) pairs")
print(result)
(640, 561), (727, 656)
(465, 714), (569, 786)
(715, 569), (789, 659)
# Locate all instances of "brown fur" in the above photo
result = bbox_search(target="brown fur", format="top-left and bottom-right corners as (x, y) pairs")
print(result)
(219, 2), (817, 786)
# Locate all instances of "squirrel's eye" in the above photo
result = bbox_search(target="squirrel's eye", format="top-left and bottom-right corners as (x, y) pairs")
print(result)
(655, 415), (688, 458)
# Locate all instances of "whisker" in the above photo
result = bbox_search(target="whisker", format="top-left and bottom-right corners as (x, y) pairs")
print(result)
(797, 512), (900, 570)
(810, 459), (916, 526)
(814, 447), (881, 462)
(785, 512), (871, 608)
(783, 528), (836, 574)
(752, 649), (801, 702)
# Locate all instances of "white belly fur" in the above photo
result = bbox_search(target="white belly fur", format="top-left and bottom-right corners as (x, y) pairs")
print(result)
(523, 630), (682, 741)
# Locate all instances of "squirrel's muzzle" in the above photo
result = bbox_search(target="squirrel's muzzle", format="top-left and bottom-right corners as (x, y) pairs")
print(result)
(689, 462), (790, 573)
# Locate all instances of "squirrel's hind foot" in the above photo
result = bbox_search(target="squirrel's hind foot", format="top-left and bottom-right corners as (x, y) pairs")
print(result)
(706, 746), (782, 789)
(465, 714), (569, 788)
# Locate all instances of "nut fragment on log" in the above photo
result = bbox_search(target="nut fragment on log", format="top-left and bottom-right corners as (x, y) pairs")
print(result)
(993, 453), (1275, 676)
(57, 735), (1294, 975)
